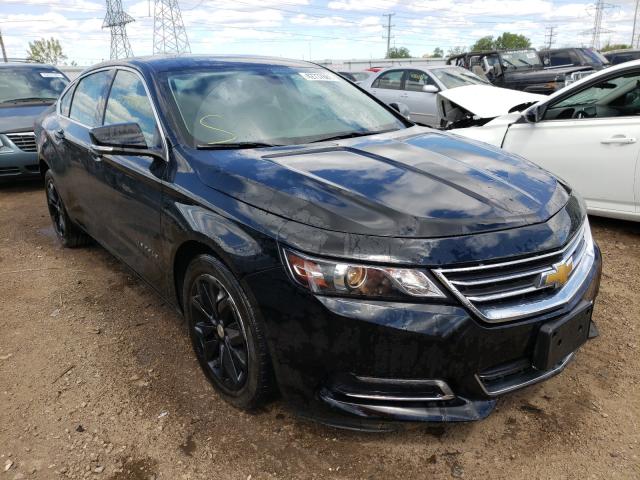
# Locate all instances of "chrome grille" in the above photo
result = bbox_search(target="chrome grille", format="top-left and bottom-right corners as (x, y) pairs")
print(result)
(433, 221), (595, 323)
(6, 132), (37, 152)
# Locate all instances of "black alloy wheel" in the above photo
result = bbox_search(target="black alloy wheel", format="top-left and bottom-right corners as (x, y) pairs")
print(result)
(184, 255), (274, 409)
(190, 274), (249, 392)
(44, 170), (91, 248)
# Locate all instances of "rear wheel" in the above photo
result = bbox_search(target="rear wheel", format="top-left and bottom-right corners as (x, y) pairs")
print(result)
(44, 170), (91, 248)
(183, 254), (274, 410)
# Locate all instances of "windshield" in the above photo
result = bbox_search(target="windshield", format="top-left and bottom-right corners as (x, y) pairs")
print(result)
(581, 48), (609, 66)
(500, 50), (542, 70)
(0, 67), (68, 104)
(165, 66), (405, 146)
(430, 67), (489, 88)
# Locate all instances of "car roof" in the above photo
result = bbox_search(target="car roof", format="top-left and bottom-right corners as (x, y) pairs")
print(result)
(0, 62), (60, 69)
(83, 54), (315, 75)
(604, 49), (640, 55)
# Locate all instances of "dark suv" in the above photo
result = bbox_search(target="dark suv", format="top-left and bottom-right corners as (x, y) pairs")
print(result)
(35, 56), (602, 429)
(0, 62), (68, 181)
(447, 49), (594, 94)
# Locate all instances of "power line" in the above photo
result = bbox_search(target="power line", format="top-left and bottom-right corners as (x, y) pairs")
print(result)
(382, 12), (394, 58)
(103, 0), (134, 59)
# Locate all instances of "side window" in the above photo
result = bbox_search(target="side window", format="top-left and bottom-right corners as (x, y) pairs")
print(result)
(404, 70), (436, 92)
(103, 70), (160, 149)
(550, 51), (572, 67)
(59, 85), (74, 117)
(69, 70), (113, 127)
(544, 72), (640, 120)
(372, 70), (404, 90)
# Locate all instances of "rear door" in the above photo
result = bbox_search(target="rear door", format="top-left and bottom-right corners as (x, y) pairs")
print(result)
(402, 69), (439, 127)
(90, 68), (167, 287)
(56, 69), (115, 236)
(367, 69), (407, 106)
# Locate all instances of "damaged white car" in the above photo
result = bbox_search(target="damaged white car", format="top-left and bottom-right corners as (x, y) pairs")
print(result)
(440, 60), (640, 221)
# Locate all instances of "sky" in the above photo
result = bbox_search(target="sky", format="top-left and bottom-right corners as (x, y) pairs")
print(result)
(0, 0), (637, 65)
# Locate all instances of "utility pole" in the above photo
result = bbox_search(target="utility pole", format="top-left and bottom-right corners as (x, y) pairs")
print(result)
(153, 0), (191, 55)
(633, 0), (640, 47)
(0, 29), (7, 63)
(383, 13), (394, 58)
(544, 26), (556, 49)
(103, 0), (134, 59)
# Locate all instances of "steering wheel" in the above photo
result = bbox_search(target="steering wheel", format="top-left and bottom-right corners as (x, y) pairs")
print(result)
(573, 107), (594, 119)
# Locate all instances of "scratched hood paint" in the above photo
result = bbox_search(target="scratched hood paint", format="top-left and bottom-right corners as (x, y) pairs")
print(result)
(189, 127), (568, 238)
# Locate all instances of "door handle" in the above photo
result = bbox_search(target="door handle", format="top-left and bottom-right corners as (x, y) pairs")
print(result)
(601, 135), (636, 145)
(399, 93), (409, 98)
(54, 128), (65, 140)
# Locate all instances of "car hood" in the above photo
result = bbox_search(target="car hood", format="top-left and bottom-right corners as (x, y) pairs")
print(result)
(438, 85), (544, 120)
(189, 127), (568, 238)
(508, 65), (593, 82)
(0, 103), (52, 133)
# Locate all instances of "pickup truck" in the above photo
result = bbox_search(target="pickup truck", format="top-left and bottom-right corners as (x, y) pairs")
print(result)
(446, 49), (594, 95)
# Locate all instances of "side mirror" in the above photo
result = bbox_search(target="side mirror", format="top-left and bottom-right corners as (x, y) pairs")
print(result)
(90, 122), (147, 149)
(492, 64), (503, 76)
(524, 105), (542, 123)
(389, 102), (411, 120)
(422, 84), (439, 93)
(89, 123), (163, 160)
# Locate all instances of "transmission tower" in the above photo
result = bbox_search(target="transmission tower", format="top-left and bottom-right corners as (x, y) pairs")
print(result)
(153, 0), (191, 55)
(103, 0), (134, 59)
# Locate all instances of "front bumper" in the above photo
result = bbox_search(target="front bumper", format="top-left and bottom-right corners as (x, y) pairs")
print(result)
(244, 244), (602, 430)
(0, 150), (40, 181)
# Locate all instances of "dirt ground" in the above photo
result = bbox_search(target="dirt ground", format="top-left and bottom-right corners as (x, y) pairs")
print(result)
(0, 181), (638, 480)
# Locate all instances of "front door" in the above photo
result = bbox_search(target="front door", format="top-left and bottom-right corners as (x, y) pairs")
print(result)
(503, 69), (640, 215)
(402, 69), (439, 127)
(90, 68), (167, 287)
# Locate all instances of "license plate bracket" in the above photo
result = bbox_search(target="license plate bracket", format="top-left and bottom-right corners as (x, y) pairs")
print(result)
(532, 303), (593, 371)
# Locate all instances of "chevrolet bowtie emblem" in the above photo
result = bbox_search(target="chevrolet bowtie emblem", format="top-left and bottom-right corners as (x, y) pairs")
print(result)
(539, 260), (574, 289)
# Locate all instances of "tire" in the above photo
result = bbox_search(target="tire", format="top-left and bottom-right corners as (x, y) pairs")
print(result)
(183, 254), (274, 410)
(44, 170), (91, 248)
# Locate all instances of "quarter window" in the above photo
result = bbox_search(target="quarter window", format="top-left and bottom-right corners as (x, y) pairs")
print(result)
(59, 86), (74, 117)
(104, 70), (160, 148)
(69, 70), (113, 127)
(372, 70), (404, 90)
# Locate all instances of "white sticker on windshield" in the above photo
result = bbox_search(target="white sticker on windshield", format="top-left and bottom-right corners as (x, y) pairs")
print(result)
(526, 52), (537, 59)
(40, 72), (64, 78)
(299, 72), (339, 81)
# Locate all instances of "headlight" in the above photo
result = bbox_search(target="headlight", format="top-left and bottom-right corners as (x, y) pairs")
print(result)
(282, 248), (446, 299)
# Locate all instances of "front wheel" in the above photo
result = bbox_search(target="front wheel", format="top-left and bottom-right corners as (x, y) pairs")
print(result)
(183, 254), (275, 410)
(44, 170), (91, 248)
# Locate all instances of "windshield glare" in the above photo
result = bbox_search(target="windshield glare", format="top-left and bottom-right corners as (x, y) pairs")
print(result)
(431, 67), (489, 88)
(0, 68), (68, 103)
(501, 50), (542, 69)
(166, 66), (405, 146)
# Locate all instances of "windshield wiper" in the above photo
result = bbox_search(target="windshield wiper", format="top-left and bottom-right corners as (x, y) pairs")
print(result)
(308, 129), (396, 144)
(196, 141), (282, 150)
(1, 97), (57, 104)
(518, 58), (532, 67)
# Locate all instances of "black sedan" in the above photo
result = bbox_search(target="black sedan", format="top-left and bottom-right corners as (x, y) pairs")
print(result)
(35, 56), (602, 430)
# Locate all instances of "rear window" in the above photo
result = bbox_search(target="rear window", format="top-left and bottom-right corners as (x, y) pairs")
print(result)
(0, 67), (68, 104)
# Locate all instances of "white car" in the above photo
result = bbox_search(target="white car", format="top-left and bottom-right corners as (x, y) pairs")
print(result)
(440, 60), (640, 221)
(360, 66), (490, 127)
